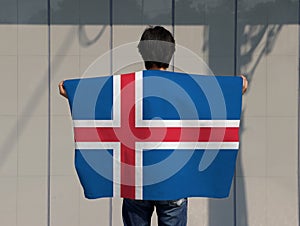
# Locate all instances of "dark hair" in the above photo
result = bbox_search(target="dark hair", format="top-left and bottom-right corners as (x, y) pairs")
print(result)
(138, 26), (175, 69)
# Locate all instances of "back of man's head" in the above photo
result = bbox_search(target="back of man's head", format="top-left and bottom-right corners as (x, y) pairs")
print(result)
(138, 26), (175, 70)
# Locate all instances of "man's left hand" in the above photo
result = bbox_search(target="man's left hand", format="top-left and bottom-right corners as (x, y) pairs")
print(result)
(241, 75), (248, 94)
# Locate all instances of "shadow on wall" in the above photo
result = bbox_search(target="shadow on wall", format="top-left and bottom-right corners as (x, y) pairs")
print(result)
(78, 25), (108, 47)
(203, 0), (288, 226)
(0, 0), (298, 25)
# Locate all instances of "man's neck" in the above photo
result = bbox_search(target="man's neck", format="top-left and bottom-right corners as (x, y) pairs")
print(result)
(148, 66), (167, 71)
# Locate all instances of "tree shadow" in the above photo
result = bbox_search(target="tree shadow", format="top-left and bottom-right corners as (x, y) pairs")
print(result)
(205, 0), (288, 225)
(0, 0), (109, 196)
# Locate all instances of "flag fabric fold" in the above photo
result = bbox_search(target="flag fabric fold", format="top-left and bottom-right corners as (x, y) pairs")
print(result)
(64, 70), (243, 200)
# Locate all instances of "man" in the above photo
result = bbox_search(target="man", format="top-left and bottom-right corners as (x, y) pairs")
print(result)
(59, 26), (248, 226)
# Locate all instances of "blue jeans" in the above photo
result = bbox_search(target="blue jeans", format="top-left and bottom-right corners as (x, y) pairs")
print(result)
(122, 198), (187, 226)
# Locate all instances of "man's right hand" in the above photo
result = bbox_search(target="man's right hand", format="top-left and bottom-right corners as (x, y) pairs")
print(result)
(58, 81), (68, 98)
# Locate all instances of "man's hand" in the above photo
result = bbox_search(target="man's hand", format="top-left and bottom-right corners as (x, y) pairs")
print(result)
(58, 81), (68, 98)
(241, 75), (248, 94)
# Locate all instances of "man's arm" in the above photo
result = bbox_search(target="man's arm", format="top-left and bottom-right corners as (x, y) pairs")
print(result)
(58, 81), (68, 98)
(58, 75), (248, 98)
(241, 75), (248, 94)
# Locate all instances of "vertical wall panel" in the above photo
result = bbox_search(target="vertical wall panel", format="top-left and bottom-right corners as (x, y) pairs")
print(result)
(112, 2), (143, 224)
(50, 176), (80, 226)
(236, 177), (267, 226)
(174, 0), (208, 74)
(0, 55), (17, 117)
(112, 1), (172, 225)
(0, 25), (18, 55)
(0, 117), (17, 225)
(267, 117), (298, 177)
(50, 26), (80, 56)
(238, 55), (267, 117)
(142, 0), (172, 25)
(174, 2), (209, 226)
(267, 55), (298, 117)
(112, 25), (144, 74)
(266, 176), (298, 226)
(50, 0), (81, 225)
(18, 116), (48, 176)
(206, 0), (235, 75)
(79, 196), (111, 226)
(0, 177), (17, 226)
(0, 1), (18, 226)
(17, 177), (47, 226)
(0, 31), (17, 197)
(16, 0), (49, 225)
(206, 0), (236, 225)
(0, 116), (18, 177)
(50, 0), (112, 225)
(79, 0), (111, 76)
(236, 117), (267, 177)
(0, 0), (17, 24)
(79, 0), (111, 78)
(18, 56), (49, 116)
(50, 116), (74, 176)
(236, 1), (269, 225)
(18, 25), (48, 55)
(50, 55), (80, 116)
(236, 1), (299, 226)
(79, 1), (112, 225)
(112, 0), (144, 75)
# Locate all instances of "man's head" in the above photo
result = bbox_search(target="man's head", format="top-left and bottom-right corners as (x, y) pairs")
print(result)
(138, 26), (175, 70)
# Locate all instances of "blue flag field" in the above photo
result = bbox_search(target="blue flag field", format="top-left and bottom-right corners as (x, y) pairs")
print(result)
(64, 70), (243, 200)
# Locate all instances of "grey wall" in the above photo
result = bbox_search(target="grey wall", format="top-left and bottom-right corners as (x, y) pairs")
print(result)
(0, 0), (298, 225)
